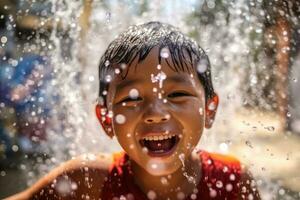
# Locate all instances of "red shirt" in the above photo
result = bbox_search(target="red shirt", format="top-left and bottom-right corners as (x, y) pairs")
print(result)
(101, 150), (244, 200)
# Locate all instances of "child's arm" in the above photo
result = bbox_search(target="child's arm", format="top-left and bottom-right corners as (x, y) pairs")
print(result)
(5, 153), (112, 200)
(238, 166), (261, 200)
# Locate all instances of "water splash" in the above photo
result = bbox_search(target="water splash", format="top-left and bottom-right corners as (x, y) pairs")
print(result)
(21, 0), (295, 199)
(151, 71), (167, 89)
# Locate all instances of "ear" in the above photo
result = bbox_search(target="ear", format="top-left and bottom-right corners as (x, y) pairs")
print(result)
(95, 104), (114, 139)
(205, 94), (219, 129)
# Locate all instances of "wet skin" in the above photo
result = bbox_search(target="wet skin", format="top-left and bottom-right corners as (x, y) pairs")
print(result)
(104, 47), (217, 198)
(6, 46), (261, 200)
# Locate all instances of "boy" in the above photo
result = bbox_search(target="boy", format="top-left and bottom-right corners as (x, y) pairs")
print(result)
(7, 22), (260, 200)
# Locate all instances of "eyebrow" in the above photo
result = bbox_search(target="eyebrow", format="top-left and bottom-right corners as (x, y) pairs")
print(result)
(116, 75), (193, 92)
(116, 79), (141, 92)
(165, 75), (193, 85)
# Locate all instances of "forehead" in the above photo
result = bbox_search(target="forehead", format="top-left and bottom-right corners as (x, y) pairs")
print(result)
(112, 47), (199, 87)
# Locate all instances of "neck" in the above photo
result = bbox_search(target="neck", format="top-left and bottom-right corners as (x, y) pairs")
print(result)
(130, 151), (202, 199)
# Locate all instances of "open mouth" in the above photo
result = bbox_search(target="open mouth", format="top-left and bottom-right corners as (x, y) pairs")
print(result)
(139, 135), (180, 156)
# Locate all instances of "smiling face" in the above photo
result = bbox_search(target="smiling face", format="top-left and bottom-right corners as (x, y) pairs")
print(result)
(98, 47), (214, 176)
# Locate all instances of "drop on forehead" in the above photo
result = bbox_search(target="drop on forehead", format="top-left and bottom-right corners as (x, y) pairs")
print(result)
(124, 47), (195, 77)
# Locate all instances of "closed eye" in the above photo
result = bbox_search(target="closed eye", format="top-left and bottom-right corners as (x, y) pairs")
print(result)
(119, 96), (143, 103)
(167, 91), (191, 98)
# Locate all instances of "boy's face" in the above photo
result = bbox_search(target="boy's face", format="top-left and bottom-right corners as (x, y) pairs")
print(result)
(101, 47), (215, 176)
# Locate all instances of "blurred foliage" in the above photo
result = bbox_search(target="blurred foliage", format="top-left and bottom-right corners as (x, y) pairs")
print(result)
(185, 0), (299, 112)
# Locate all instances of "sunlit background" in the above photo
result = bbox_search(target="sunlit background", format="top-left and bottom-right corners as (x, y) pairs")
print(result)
(0, 0), (299, 199)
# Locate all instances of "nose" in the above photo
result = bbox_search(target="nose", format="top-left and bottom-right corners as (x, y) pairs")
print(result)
(143, 101), (170, 124)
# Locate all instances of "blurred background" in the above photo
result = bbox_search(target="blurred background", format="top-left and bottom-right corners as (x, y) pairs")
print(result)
(0, 0), (299, 199)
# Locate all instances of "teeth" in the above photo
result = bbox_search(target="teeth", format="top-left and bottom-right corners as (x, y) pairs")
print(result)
(143, 134), (176, 141)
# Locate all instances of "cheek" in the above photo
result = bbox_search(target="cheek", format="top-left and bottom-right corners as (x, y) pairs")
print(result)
(172, 100), (205, 124)
(112, 106), (141, 140)
(112, 108), (143, 159)
(171, 100), (205, 140)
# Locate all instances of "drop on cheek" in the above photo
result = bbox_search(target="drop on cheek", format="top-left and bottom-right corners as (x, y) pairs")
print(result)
(115, 114), (126, 124)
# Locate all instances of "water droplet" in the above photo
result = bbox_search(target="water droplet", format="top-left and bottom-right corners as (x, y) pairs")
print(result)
(71, 182), (78, 190)
(12, 145), (19, 152)
(142, 147), (148, 154)
(120, 63), (127, 69)
(188, 193), (196, 200)
(126, 193), (134, 200)
(107, 110), (113, 118)
(1, 36), (7, 44)
(158, 93), (162, 99)
(179, 154), (185, 168)
(207, 159), (212, 165)
(160, 177), (168, 185)
(250, 76), (257, 85)
(266, 126), (275, 131)
(278, 188), (285, 195)
(287, 112), (291, 117)
(129, 89), (139, 99)
(160, 47), (170, 58)
(105, 75), (112, 82)
(226, 183), (233, 191)
(209, 189), (217, 198)
(105, 60), (110, 67)
(11, 59), (18, 66)
(147, 190), (157, 200)
(86, 153), (96, 161)
(151, 71), (167, 88)
(219, 142), (228, 153)
(115, 68), (120, 74)
(88, 76), (94, 82)
(151, 164), (158, 169)
(55, 178), (72, 195)
(164, 115), (170, 121)
(208, 102), (216, 111)
(248, 194), (254, 200)
(0, 171), (6, 176)
(120, 195), (126, 200)
(115, 114), (126, 124)
(216, 180), (223, 188)
(177, 191), (185, 199)
(207, 0), (215, 8)
(105, 12), (111, 22)
(286, 153), (290, 160)
(255, 28), (262, 33)
(199, 108), (203, 115)
(245, 140), (253, 148)
(197, 59), (208, 73)
(96, 96), (104, 106)
(229, 174), (236, 181)
(223, 166), (228, 173)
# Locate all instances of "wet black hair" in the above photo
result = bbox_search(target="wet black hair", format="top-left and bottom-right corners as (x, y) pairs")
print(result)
(98, 21), (215, 107)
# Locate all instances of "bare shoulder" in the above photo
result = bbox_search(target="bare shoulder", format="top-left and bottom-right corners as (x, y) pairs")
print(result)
(238, 165), (261, 200)
(5, 152), (113, 200)
(67, 152), (113, 170)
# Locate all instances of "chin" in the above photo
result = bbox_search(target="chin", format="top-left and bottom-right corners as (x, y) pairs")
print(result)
(144, 160), (179, 176)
